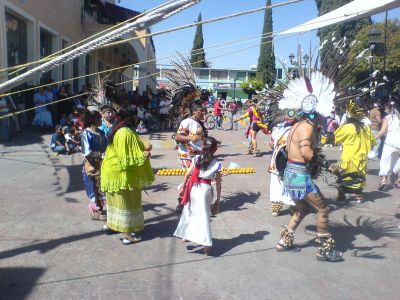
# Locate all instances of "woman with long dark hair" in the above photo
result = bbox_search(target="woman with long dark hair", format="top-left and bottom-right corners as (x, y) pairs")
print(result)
(100, 107), (154, 245)
(174, 136), (222, 255)
(81, 109), (107, 220)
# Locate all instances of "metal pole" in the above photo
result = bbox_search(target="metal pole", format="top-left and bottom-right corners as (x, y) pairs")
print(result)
(383, 10), (388, 76)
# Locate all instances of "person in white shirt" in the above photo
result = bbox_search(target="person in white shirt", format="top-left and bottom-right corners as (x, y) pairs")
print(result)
(376, 101), (400, 190)
(159, 97), (171, 130)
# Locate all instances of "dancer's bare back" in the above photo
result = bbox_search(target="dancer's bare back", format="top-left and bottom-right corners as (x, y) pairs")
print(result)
(287, 120), (316, 163)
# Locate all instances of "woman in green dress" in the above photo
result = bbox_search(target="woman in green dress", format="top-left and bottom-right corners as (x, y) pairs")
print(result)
(101, 107), (154, 245)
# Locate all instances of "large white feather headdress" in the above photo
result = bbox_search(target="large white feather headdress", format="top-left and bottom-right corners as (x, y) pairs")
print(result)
(279, 71), (335, 117)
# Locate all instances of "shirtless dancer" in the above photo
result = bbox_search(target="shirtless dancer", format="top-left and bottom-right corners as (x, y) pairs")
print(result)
(276, 114), (342, 262)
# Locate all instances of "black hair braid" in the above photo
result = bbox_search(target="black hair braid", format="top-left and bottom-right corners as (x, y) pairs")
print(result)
(197, 136), (217, 170)
(107, 107), (137, 144)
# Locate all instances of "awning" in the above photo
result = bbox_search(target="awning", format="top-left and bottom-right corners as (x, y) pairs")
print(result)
(277, 0), (400, 35)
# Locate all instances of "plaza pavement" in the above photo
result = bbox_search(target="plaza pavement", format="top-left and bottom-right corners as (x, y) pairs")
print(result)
(0, 126), (399, 300)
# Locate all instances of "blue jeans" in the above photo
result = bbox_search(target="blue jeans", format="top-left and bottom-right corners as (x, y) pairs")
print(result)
(52, 145), (67, 153)
(214, 115), (222, 129)
(229, 112), (238, 130)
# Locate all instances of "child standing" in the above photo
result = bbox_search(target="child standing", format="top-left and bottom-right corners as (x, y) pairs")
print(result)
(174, 137), (222, 255)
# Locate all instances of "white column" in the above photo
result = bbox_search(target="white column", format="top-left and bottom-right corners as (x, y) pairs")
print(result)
(0, 0), (7, 82)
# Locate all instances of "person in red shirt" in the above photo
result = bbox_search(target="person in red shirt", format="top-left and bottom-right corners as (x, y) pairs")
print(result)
(213, 98), (223, 130)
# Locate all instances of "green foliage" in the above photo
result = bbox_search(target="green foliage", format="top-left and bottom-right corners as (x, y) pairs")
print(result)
(256, 0), (276, 88)
(190, 13), (208, 68)
(240, 77), (264, 98)
(316, 0), (371, 65)
(340, 19), (400, 88)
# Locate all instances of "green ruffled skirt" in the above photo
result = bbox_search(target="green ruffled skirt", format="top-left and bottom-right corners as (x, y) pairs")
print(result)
(106, 189), (144, 233)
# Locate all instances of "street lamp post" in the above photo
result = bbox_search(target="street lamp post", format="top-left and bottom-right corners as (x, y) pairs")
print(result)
(288, 53), (309, 78)
(233, 77), (238, 101)
(367, 28), (382, 89)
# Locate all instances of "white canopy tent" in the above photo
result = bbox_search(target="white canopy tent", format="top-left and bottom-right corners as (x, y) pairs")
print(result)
(277, 0), (400, 35)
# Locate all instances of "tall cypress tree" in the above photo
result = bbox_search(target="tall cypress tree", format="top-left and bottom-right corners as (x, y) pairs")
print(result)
(190, 13), (208, 68)
(257, 0), (276, 88)
(316, 0), (371, 61)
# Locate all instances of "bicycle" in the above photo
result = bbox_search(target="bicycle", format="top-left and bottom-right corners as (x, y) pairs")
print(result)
(204, 110), (232, 130)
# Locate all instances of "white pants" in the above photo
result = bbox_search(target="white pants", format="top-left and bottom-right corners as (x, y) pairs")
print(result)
(379, 143), (400, 176)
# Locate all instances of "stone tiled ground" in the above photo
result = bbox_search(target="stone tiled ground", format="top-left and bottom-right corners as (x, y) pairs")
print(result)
(0, 127), (399, 299)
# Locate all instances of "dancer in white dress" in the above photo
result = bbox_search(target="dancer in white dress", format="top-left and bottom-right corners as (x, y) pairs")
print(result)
(268, 111), (296, 216)
(174, 137), (222, 255)
(376, 101), (400, 190)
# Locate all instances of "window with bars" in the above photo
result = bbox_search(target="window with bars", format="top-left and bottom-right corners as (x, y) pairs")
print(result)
(5, 12), (27, 71)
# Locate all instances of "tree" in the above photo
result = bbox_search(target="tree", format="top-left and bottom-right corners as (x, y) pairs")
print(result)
(316, 0), (371, 63)
(190, 13), (208, 68)
(256, 0), (276, 88)
(240, 77), (264, 98)
(340, 20), (400, 90)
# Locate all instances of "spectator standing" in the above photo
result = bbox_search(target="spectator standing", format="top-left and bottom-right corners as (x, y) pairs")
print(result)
(213, 98), (223, 130)
(32, 87), (53, 131)
(137, 104), (146, 121)
(228, 99), (239, 130)
(0, 96), (11, 142)
(159, 97), (170, 130)
(325, 111), (339, 146)
(57, 86), (73, 121)
(368, 102), (383, 160)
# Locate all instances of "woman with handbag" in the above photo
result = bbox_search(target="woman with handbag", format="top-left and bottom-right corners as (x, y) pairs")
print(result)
(100, 108), (154, 245)
(174, 136), (222, 255)
(81, 110), (107, 220)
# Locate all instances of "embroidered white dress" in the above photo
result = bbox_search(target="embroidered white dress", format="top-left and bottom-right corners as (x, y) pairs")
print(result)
(174, 159), (221, 247)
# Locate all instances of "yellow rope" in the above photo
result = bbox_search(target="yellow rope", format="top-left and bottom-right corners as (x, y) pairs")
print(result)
(0, 35), (287, 120)
(0, 31), (276, 98)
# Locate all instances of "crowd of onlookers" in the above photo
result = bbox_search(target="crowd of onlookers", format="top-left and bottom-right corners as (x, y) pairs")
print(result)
(0, 78), (176, 144)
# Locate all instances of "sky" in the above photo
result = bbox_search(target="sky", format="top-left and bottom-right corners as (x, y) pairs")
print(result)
(119, 0), (400, 69)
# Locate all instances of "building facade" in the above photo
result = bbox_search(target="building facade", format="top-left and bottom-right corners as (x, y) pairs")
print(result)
(157, 65), (284, 100)
(0, 0), (156, 94)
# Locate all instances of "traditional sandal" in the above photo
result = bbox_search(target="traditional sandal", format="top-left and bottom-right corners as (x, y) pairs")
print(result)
(91, 211), (107, 221)
(121, 233), (142, 245)
(354, 194), (364, 204)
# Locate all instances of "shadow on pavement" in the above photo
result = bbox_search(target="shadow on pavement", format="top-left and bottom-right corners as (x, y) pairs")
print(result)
(0, 126), (45, 147)
(0, 267), (45, 299)
(303, 215), (400, 258)
(221, 191), (261, 212)
(142, 202), (168, 213)
(196, 230), (270, 257)
(144, 182), (170, 193)
(367, 168), (380, 176)
(0, 230), (104, 260)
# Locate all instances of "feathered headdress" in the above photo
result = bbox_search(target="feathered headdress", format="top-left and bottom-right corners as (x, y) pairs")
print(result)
(163, 53), (205, 127)
(279, 71), (335, 117)
(88, 73), (119, 112)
